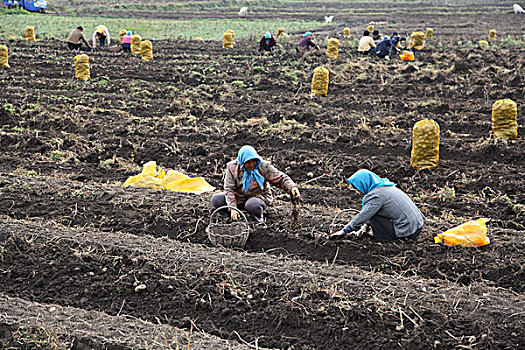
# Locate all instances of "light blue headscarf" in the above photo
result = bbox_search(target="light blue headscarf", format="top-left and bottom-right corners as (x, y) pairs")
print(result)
(237, 145), (265, 192)
(347, 169), (396, 206)
(304, 32), (312, 37)
(264, 32), (271, 39)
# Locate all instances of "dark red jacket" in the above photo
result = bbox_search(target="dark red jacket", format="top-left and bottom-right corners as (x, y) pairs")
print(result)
(299, 36), (319, 50)
(259, 36), (277, 51)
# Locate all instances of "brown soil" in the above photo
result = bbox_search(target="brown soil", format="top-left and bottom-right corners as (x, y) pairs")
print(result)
(0, 1), (524, 348)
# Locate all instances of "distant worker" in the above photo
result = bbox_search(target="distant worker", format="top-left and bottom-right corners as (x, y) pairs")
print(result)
(298, 32), (320, 51)
(374, 36), (394, 59)
(372, 29), (382, 44)
(66, 26), (92, 50)
(357, 30), (376, 55)
(211, 145), (301, 224)
(93, 25), (110, 48)
(389, 32), (406, 58)
(259, 32), (277, 53)
(121, 31), (132, 52)
(330, 169), (425, 241)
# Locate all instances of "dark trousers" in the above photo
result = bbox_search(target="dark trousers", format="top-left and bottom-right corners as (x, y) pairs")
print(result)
(211, 193), (267, 222)
(99, 37), (106, 47)
(122, 43), (131, 52)
(369, 215), (421, 242)
(67, 42), (82, 50)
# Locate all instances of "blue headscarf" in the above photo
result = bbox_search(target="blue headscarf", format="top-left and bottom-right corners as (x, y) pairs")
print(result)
(237, 146), (265, 192)
(304, 32), (312, 37)
(264, 32), (271, 39)
(347, 169), (396, 206)
(126, 31), (132, 35)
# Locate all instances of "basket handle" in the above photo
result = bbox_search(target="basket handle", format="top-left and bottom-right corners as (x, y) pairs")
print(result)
(209, 205), (250, 227)
(330, 208), (360, 230)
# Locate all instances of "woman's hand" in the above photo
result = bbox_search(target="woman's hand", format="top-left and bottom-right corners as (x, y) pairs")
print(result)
(231, 210), (240, 221)
(291, 187), (301, 198)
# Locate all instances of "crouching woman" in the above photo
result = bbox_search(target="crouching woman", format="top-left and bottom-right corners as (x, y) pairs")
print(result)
(212, 145), (301, 223)
(331, 169), (424, 241)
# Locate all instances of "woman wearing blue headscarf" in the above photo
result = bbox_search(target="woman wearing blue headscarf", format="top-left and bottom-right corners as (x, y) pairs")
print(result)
(330, 169), (425, 241)
(258, 32), (277, 53)
(211, 145), (301, 223)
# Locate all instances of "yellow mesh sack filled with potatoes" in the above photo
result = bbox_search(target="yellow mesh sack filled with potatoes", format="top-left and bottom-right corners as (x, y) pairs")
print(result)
(492, 99), (517, 140)
(119, 29), (126, 44)
(140, 40), (153, 61)
(489, 29), (497, 41)
(409, 31), (426, 50)
(410, 119), (440, 170)
(0, 45), (9, 68)
(131, 34), (142, 54)
(311, 66), (329, 97)
(25, 26), (39, 42)
(343, 27), (350, 38)
(425, 28), (433, 39)
(326, 38), (340, 58)
(223, 31), (234, 49)
(74, 54), (90, 81)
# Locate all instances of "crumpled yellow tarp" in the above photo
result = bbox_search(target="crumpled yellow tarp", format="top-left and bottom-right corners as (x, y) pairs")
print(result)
(0, 45), (9, 68)
(434, 218), (490, 247)
(124, 161), (215, 194)
(400, 50), (414, 61)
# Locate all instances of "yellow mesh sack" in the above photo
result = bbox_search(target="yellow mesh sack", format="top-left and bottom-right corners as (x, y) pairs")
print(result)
(277, 28), (285, 37)
(140, 40), (153, 61)
(131, 34), (142, 54)
(119, 29), (126, 44)
(410, 119), (440, 170)
(25, 26), (39, 41)
(0, 45), (9, 68)
(367, 25), (374, 32)
(74, 54), (90, 81)
(425, 28), (433, 40)
(311, 66), (329, 97)
(409, 31), (426, 50)
(326, 38), (339, 58)
(343, 27), (350, 38)
(492, 99), (518, 140)
(226, 29), (235, 38)
(489, 29), (497, 41)
(434, 218), (490, 247)
(223, 31), (234, 49)
(195, 36), (203, 41)
(479, 40), (489, 48)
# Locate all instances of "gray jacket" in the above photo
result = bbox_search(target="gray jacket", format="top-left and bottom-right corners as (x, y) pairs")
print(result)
(224, 160), (296, 207)
(345, 186), (425, 238)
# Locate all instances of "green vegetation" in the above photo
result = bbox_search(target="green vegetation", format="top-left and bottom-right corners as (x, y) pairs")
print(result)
(0, 13), (327, 40)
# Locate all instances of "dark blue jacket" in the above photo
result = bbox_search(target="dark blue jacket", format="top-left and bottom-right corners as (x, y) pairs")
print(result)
(375, 37), (393, 57)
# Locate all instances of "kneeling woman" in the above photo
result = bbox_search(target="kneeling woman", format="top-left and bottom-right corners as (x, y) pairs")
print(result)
(212, 145), (300, 223)
(332, 169), (424, 241)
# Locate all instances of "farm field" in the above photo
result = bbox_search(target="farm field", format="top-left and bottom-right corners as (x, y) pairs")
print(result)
(0, 0), (524, 349)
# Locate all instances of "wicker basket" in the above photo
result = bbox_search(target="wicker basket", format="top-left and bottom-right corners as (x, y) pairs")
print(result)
(206, 206), (250, 248)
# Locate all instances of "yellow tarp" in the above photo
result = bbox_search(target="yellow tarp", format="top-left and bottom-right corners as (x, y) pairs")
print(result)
(434, 218), (490, 247)
(400, 50), (414, 61)
(124, 161), (215, 194)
